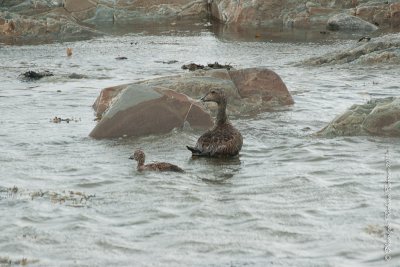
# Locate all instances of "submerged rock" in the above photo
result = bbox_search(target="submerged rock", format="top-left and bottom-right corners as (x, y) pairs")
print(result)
(303, 33), (400, 65)
(21, 70), (53, 80)
(68, 73), (88, 79)
(317, 97), (400, 137)
(181, 62), (233, 71)
(155, 60), (179, 64)
(181, 63), (205, 71)
(90, 67), (293, 139)
(207, 62), (233, 70)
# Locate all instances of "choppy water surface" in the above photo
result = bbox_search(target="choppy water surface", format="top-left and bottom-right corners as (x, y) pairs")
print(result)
(0, 24), (399, 266)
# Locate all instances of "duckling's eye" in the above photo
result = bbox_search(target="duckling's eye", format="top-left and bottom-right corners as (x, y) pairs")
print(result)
(211, 90), (216, 94)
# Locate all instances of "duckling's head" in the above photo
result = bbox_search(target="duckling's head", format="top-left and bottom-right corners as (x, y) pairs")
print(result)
(129, 149), (145, 165)
(201, 88), (226, 105)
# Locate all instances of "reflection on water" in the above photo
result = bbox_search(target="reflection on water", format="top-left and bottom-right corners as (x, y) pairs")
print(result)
(0, 21), (399, 267)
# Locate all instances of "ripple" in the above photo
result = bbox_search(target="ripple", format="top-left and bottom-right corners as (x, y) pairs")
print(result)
(1, 27), (400, 267)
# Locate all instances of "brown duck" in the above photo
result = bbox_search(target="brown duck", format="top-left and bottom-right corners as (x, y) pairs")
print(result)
(187, 89), (243, 157)
(129, 149), (184, 172)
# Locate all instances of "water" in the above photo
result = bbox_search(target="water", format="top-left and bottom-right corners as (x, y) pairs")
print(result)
(0, 23), (399, 266)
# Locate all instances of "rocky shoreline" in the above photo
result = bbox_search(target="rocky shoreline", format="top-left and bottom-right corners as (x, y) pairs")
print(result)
(2, 0), (400, 138)
(303, 32), (400, 65)
(1, 0), (400, 44)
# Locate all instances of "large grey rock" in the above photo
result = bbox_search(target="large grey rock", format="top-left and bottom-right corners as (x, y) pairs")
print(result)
(317, 97), (400, 137)
(91, 67), (294, 139)
(303, 33), (400, 65)
(327, 13), (379, 31)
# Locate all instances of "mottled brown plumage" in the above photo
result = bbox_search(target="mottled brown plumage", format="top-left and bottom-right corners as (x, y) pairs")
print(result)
(187, 89), (243, 157)
(129, 149), (184, 172)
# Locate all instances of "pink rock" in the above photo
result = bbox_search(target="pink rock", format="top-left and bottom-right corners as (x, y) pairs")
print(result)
(90, 67), (293, 139)
(229, 68), (294, 106)
(89, 87), (213, 139)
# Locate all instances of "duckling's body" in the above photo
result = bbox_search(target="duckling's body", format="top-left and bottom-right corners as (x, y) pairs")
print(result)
(187, 89), (243, 157)
(130, 149), (184, 172)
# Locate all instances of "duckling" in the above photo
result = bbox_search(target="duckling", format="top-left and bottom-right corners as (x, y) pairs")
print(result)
(66, 47), (72, 57)
(129, 149), (184, 172)
(187, 88), (243, 157)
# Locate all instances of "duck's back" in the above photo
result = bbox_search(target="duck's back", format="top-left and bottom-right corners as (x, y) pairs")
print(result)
(144, 162), (184, 172)
(194, 122), (242, 157)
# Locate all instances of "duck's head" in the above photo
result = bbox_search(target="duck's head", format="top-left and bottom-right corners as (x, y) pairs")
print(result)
(201, 88), (226, 105)
(129, 149), (145, 164)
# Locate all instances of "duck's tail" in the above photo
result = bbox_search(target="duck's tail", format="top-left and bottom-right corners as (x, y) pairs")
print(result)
(186, 146), (202, 156)
(186, 146), (210, 157)
(172, 165), (185, 173)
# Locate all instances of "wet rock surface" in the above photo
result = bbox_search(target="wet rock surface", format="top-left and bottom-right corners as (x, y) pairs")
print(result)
(2, 1), (400, 44)
(20, 70), (53, 80)
(0, 0), (208, 44)
(317, 97), (400, 137)
(90, 67), (293, 139)
(210, 0), (400, 30)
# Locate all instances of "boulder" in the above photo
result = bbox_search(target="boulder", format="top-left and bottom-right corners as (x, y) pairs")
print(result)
(210, 0), (286, 27)
(355, 5), (390, 27)
(135, 67), (294, 115)
(89, 86), (213, 139)
(317, 97), (400, 137)
(327, 13), (379, 31)
(90, 67), (294, 139)
(302, 33), (400, 65)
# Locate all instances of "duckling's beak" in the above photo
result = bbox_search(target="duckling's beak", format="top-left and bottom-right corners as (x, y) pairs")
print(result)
(129, 155), (134, 160)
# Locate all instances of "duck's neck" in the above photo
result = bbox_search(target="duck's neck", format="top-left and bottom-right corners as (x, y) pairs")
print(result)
(136, 159), (145, 169)
(216, 101), (228, 125)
